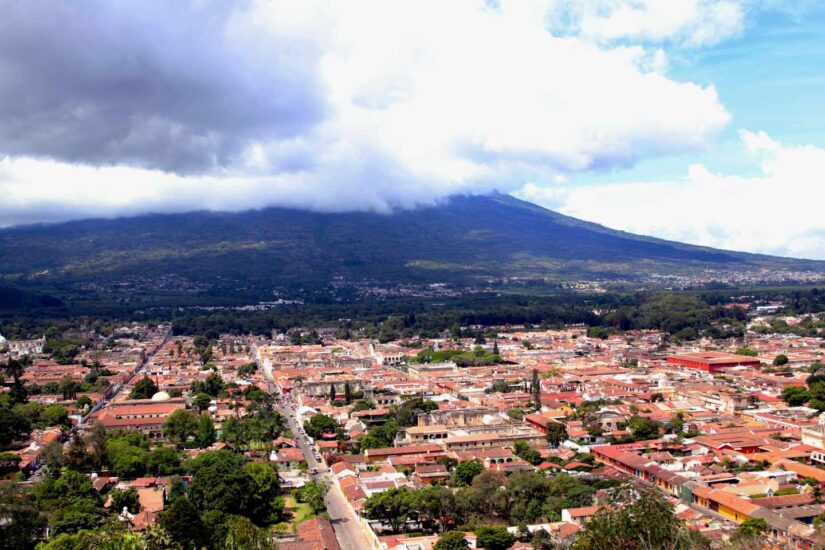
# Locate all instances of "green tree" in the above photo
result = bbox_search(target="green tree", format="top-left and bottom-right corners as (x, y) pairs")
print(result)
(329, 383), (336, 403)
(364, 487), (413, 534)
(142, 524), (177, 550)
(147, 447), (183, 476)
(476, 526), (515, 550)
(195, 414), (217, 448)
(41, 404), (70, 428)
(734, 518), (768, 540)
(187, 449), (281, 524)
(735, 347), (758, 357)
(0, 451), (21, 476)
(453, 460), (484, 487)
(222, 515), (279, 550)
(573, 485), (708, 550)
(781, 385), (810, 406)
(163, 409), (198, 445)
(192, 392), (212, 411)
(297, 480), (329, 514)
(64, 431), (92, 472)
(344, 382), (353, 404)
(513, 440), (542, 466)
(352, 399), (376, 412)
(627, 416), (662, 440)
(130, 376), (158, 399)
(158, 496), (208, 550)
(244, 461), (284, 524)
(110, 445), (149, 478)
(303, 414), (338, 439)
(773, 354), (789, 366)
(545, 422), (567, 448)
(3, 357), (28, 404)
(111, 487), (142, 514)
(532, 368), (541, 409)
(0, 407), (31, 449)
(0, 483), (45, 549)
(194, 372), (225, 397)
(42, 440), (64, 478)
(90, 421), (109, 470)
(59, 375), (79, 401)
(434, 530), (470, 550)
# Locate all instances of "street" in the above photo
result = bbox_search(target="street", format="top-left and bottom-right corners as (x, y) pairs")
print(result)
(263, 364), (373, 549)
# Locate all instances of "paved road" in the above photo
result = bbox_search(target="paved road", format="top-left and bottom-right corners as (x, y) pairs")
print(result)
(263, 368), (373, 549)
(81, 327), (171, 426)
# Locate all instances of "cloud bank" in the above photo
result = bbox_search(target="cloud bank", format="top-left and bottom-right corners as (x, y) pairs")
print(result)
(517, 131), (825, 260)
(0, 0), (732, 223)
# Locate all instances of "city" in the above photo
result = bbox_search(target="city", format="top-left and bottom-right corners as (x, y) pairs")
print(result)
(3, 1), (825, 549)
(4, 296), (825, 548)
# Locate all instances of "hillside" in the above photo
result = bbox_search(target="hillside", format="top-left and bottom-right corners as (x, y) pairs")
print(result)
(0, 194), (821, 300)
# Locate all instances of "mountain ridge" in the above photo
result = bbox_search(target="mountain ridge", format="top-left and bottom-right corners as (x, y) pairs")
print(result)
(0, 193), (821, 299)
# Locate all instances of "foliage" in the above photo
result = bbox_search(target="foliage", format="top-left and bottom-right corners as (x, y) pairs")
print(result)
(626, 416), (662, 440)
(352, 399), (376, 412)
(158, 496), (208, 550)
(781, 385), (810, 407)
(0, 482), (45, 548)
(410, 346), (505, 368)
(303, 414), (338, 439)
(453, 460), (484, 487)
(485, 380), (515, 394)
(110, 488), (141, 514)
(195, 413), (217, 448)
(163, 409), (198, 445)
(572, 485), (709, 550)
(13, 402), (70, 430)
(146, 447), (184, 476)
(187, 450), (284, 525)
(364, 487), (415, 534)
(475, 526), (515, 550)
(190, 372), (225, 397)
(296, 480), (328, 514)
(360, 420), (400, 450)
(33, 469), (104, 536)
(129, 376), (158, 399)
(192, 392), (212, 411)
(222, 515), (279, 550)
(222, 408), (286, 450)
(434, 530), (470, 550)
(513, 440), (542, 466)
(0, 406), (31, 449)
(545, 422), (568, 447)
(43, 337), (88, 364)
(732, 518), (769, 543)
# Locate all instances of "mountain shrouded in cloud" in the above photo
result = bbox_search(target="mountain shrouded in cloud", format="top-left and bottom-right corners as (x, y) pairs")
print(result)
(0, 0), (730, 222)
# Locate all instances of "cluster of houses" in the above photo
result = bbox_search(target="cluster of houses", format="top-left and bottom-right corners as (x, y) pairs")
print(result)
(9, 305), (825, 548)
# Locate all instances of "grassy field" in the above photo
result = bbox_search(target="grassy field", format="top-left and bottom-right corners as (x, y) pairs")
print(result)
(276, 495), (316, 533)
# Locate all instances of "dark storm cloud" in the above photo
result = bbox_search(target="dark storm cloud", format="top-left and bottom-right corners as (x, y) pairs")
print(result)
(0, 1), (325, 173)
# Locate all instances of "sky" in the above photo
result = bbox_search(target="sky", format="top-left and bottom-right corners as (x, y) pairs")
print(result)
(1, 1), (824, 259)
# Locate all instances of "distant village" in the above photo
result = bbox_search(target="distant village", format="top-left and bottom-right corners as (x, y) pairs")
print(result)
(6, 300), (825, 549)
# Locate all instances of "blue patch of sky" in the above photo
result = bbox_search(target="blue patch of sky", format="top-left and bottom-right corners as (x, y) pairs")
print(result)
(568, 2), (825, 187)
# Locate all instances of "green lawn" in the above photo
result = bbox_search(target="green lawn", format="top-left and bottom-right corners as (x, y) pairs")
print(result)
(277, 495), (316, 533)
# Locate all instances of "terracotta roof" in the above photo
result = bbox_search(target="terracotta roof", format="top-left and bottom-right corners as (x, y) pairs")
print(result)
(295, 517), (341, 550)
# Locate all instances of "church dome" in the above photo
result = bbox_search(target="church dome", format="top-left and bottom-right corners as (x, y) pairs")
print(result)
(151, 391), (171, 402)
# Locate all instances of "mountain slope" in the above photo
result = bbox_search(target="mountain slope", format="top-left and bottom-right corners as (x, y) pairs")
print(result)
(0, 194), (820, 298)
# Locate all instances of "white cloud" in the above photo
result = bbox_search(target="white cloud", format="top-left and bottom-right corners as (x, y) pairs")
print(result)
(0, 0), (733, 225)
(517, 130), (825, 259)
(550, 0), (747, 47)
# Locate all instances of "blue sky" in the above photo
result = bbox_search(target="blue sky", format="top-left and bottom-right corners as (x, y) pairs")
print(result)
(578, 3), (825, 184)
(1, 1), (824, 258)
